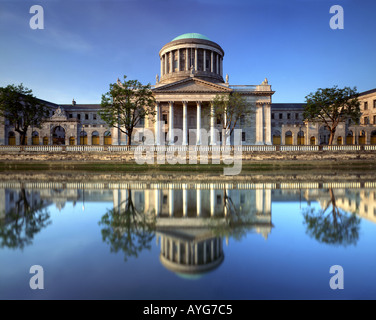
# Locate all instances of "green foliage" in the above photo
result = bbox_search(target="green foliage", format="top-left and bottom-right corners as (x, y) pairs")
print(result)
(303, 86), (361, 145)
(98, 189), (156, 261)
(0, 189), (51, 250)
(302, 189), (360, 247)
(0, 84), (51, 145)
(210, 92), (253, 141)
(99, 76), (156, 145)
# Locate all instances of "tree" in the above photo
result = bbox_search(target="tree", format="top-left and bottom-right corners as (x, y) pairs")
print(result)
(303, 86), (361, 145)
(302, 188), (360, 247)
(0, 84), (51, 145)
(98, 189), (156, 261)
(0, 189), (51, 250)
(210, 92), (253, 145)
(99, 76), (156, 146)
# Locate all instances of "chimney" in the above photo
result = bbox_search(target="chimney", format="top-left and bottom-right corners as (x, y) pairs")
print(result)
(72, 98), (76, 106)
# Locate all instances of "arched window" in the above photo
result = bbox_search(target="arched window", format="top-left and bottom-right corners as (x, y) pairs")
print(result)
(80, 131), (88, 145)
(297, 131), (305, 145)
(92, 131), (100, 145)
(272, 131), (281, 145)
(285, 131), (293, 145)
(104, 131), (112, 145)
(32, 131), (39, 145)
(346, 131), (354, 145)
(371, 131), (376, 145)
(8, 131), (16, 146)
(359, 130), (366, 145)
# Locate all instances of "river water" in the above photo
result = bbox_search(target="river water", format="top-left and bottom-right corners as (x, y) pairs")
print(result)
(0, 175), (375, 299)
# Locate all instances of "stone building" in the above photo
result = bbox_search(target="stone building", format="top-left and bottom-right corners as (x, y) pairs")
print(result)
(0, 33), (375, 146)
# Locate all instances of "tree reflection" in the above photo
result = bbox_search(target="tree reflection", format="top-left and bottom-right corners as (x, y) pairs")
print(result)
(0, 189), (51, 250)
(211, 189), (261, 241)
(99, 189), (156, 261)
(302, 188), (361, 247)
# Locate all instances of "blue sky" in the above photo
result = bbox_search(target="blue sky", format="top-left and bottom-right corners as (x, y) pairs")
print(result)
(0, 0), (375, 104)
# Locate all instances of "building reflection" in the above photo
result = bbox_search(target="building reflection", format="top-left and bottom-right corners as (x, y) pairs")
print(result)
(1, 180), (376, 275)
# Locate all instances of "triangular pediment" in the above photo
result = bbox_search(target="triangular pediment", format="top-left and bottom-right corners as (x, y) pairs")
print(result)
(153, 78), (232, 93)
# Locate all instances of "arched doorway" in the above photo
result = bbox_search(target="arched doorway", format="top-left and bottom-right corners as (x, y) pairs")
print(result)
(346, 131), (354, 145)
(359, 130), (366, 145)
(8, 132), (16, 145)
(285, 131), (293, 145)
(272, 131), (281, 145)
(371, 131), (376, 145)
(53, 126), (66, 145)
(337, 136), (343, 145)
(297, 130), (305, 145)
(32, 131), (39, 145)
(92, 131), (100, 145)
(80, 131), (88, 145)
(104, 131), (112, 145)
(319, 126), (330, 145)
(310, 136), (316, 145)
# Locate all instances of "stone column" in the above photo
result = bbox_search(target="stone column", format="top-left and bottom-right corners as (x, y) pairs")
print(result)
(182, 101), (188, 145)
(164, 54), (168, 75)
(210, 102), (216, 145)
(255, 104), (264, 145)
(211, 51), (214, 73)
(169, 188), (174, 217)
(196, 186), (201, 217)
(160, 57), (163, 77)
(154, 189), (160, 217)
(183, 184), (188, 217)
(168, 101), (174, 145)
(264, 104), (272, 145)
(216, 54), (219, 74)
(196, 101), (202, 145)
(220, 56), (223, 77)
(155, 102), (161, 145)
(210, 184), (215, 217)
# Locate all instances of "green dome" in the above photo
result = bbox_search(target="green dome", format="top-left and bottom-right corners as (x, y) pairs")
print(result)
(172, 33), (211, 42)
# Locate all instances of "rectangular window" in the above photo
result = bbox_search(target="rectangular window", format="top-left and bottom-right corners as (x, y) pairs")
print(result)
(77, 114), (81, 120)
(162, 114), (168, 124)
(279, 113), (283, 120)
(242, 132), (246, 142)
(93, 114), (97, 120)
(271, 113), (275, 120)
(295, 113), (299, 120)
(287, 113), (291, 120)
(217, 116), (221, 125)
(373, 115), (376, 124)
(364, 102), (368, 110)
(85, 114), (89, 120)
(364, 117), (369, 125)
(139, 117), (145, 126)
(69, 113), (73, 118)
(216, 195), (221, 205)
(374, 100), (376, 109)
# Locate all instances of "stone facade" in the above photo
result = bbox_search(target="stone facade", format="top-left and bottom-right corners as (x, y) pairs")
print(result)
(1, 33), (375, 146)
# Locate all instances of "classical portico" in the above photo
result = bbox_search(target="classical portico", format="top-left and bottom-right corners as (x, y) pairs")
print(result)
(151, 33), (274, 146)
